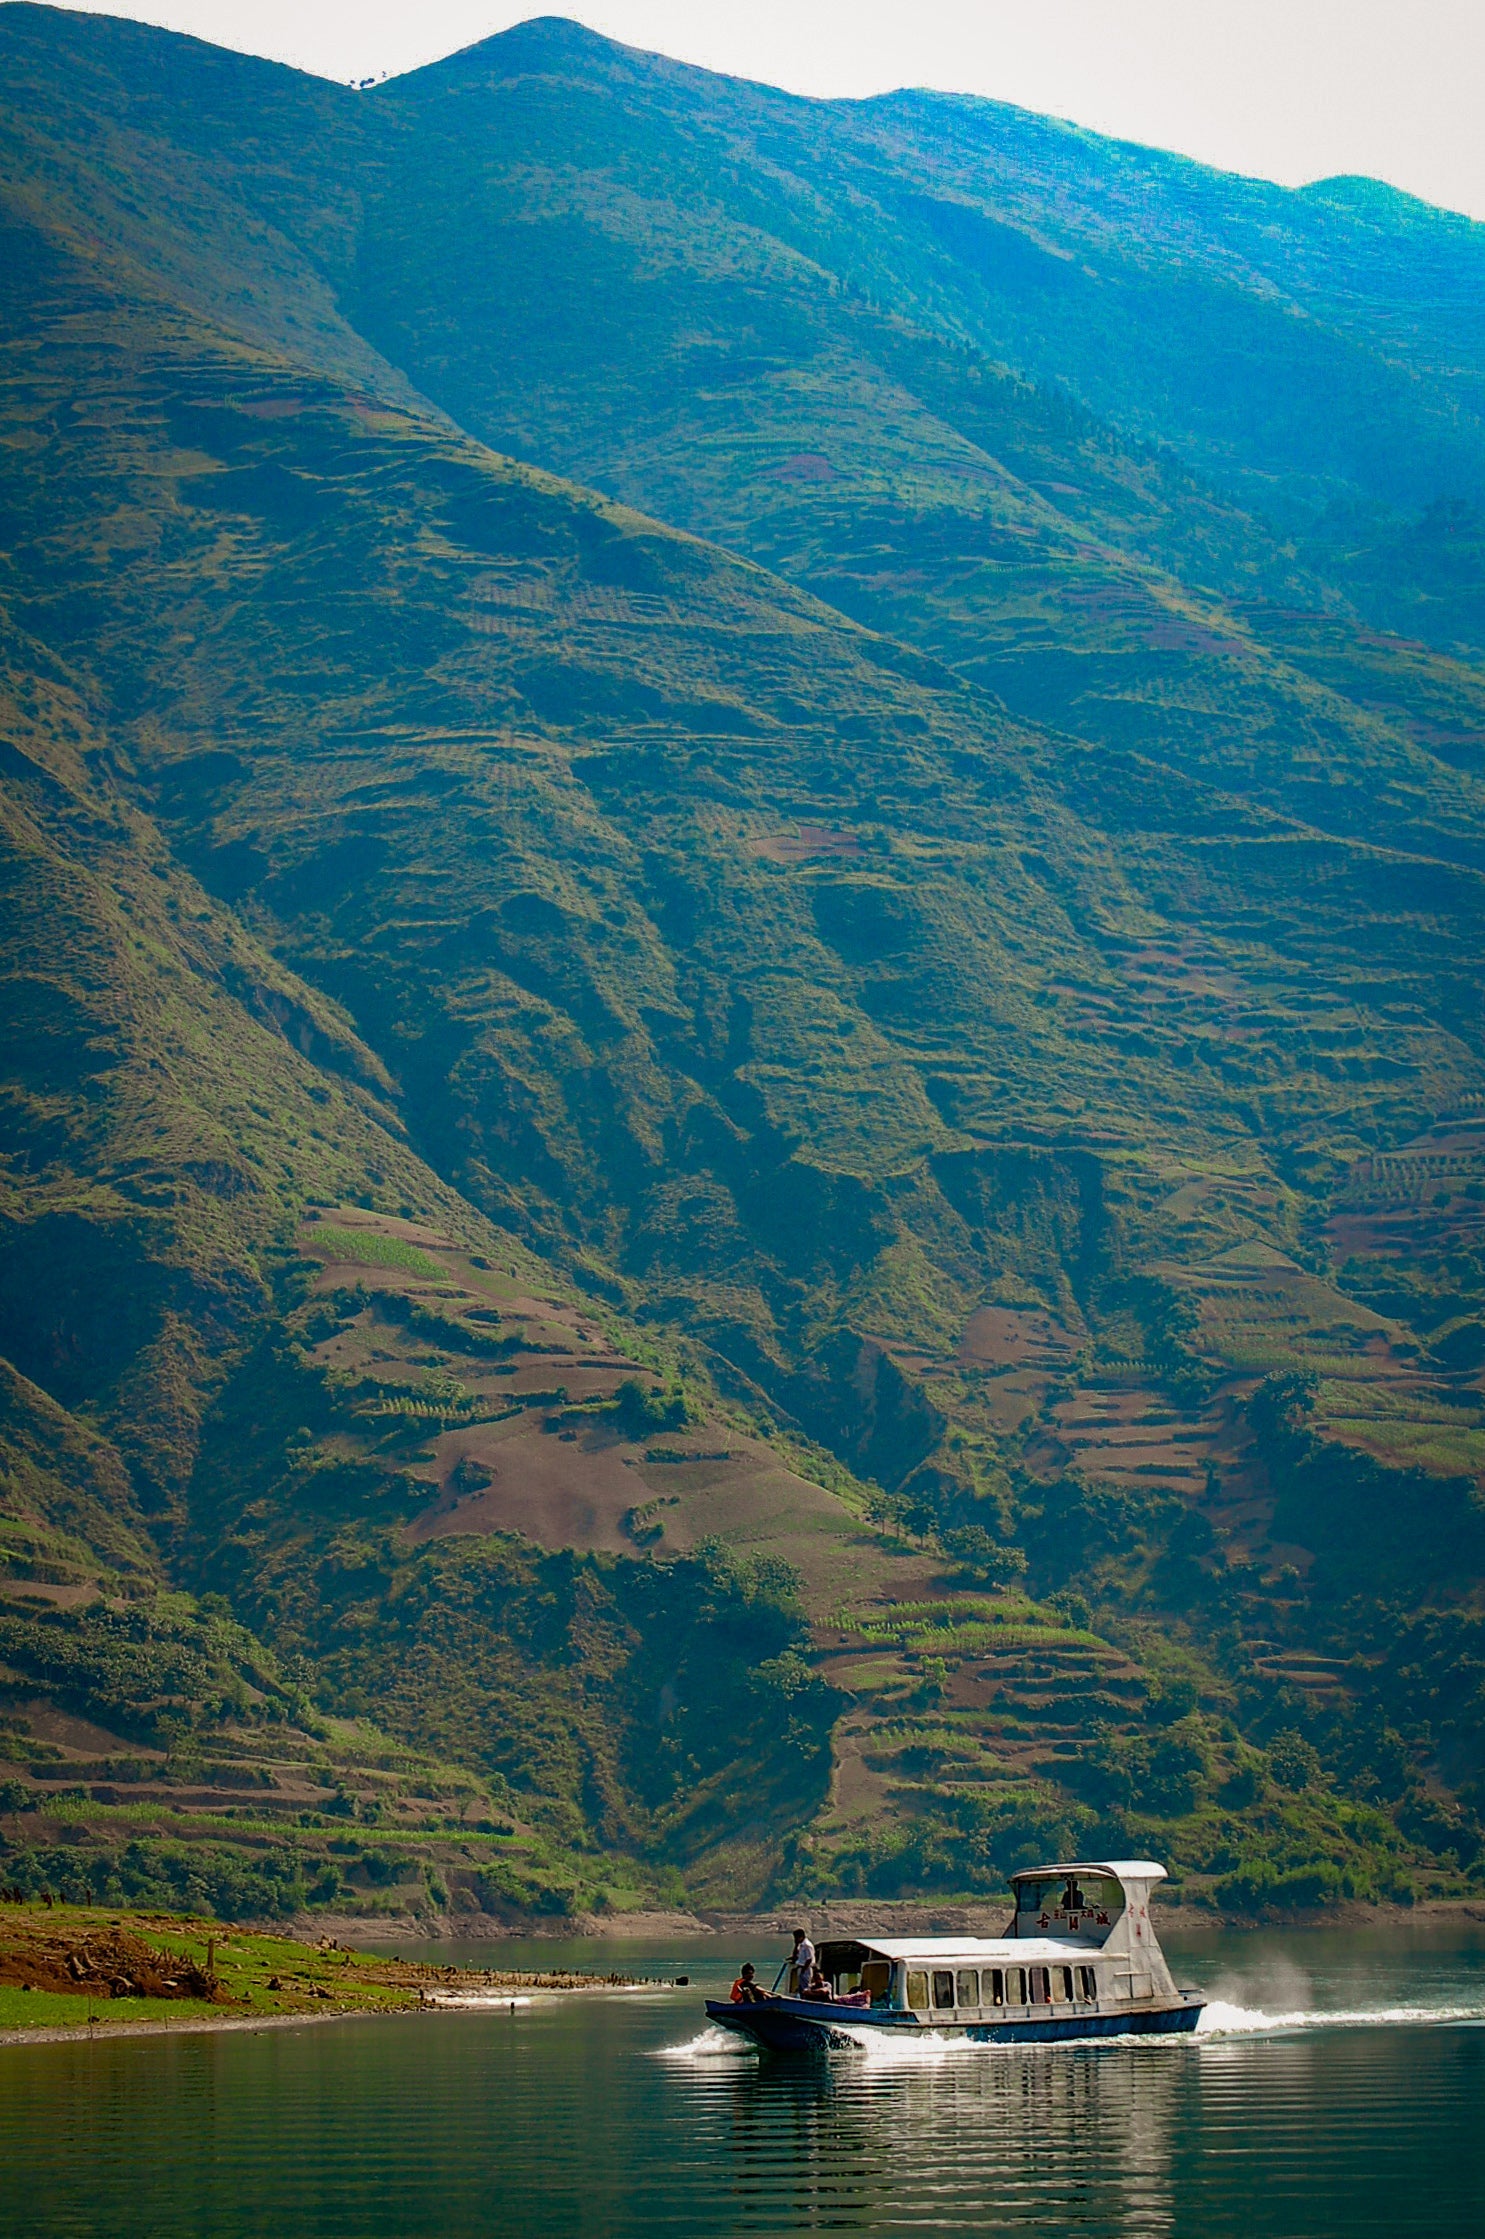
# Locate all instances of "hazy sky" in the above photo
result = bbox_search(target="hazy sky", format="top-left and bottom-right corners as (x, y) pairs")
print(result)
(39, 1), (1485, 221)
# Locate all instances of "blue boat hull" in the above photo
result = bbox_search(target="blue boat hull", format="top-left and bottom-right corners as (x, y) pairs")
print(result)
(705, 1995), (1204, 2053)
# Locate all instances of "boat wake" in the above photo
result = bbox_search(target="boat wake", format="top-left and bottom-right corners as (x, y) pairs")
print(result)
(1195, 1998), (1485, 2037)
(657, 2001), (1485, 2062)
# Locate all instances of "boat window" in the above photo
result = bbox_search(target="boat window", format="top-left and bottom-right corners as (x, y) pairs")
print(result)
(932, 1971), (956, 2010)
(906, 1971), (928, 2011)
(1077, 1967), (1097, 2002)
(1054, 1966), (1074, 2002)
(1005, 1967), (1025, 2005)
(956, 1970), (978, 2008)
(1029, 1967), (1051, 2005)
(986, 1968), (1005, 2007)
(861, 1961), (891, 2002)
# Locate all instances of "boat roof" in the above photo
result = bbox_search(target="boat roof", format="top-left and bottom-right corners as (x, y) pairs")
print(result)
(1009, 1858), (1166, 1885)
(839, 1935), (1110, 1964)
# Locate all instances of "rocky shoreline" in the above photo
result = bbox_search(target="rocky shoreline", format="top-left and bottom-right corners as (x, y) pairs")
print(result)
(269, 1895), (1485, 1944)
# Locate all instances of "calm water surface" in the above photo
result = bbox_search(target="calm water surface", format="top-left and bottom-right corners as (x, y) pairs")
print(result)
(1, 1924), (1482, 2236)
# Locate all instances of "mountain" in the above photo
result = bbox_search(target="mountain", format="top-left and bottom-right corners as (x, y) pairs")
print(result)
(352, 19), (1485, 636)
(0, 3), (1481, 1917)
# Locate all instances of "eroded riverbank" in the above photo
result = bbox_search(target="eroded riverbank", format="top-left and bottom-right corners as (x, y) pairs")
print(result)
(0, 1903), (658, 2042)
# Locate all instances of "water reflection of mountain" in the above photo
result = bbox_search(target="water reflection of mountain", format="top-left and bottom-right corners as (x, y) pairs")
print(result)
(699, 2043), (1185, 2233)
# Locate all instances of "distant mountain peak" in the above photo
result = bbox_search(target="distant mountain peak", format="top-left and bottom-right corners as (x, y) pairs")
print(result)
(1297, 173), (1476, 230)
(384, 12), (639, 92)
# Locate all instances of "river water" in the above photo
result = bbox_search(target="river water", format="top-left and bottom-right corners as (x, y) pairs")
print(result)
(1, 1923), (1482, 2236)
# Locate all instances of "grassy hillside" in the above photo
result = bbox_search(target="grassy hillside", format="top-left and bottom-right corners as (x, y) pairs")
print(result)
(0, 7), (1481, 1915)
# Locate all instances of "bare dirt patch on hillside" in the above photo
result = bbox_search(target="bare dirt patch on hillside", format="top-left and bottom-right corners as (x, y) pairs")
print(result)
(957, 1304), (1081, 1370)
(406, 1425), (941, 1614)
(749, 825), (861, 864)
(405, 1420), (645, 1556)
(955, 1302), (1084, 1429)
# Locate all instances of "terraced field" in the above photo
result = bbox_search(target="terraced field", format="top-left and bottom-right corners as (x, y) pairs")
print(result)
(1330, 1119), (1485, 1274)
(1030, 1387), (1222, 1498)
(0, 1682), (614, 1923)
(819, 1599), (1145, 1839)
(1170, 1243), (1402, 1375)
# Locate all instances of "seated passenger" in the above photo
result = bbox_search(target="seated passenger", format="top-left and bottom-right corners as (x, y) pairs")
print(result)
(730, 1963), (768, 2005)
(799, 1965), (834, 2002)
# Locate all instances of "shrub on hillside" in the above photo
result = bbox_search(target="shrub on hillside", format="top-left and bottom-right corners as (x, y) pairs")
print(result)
(610, 1378), (692, 1436)
(939, 1525), (1028, 1587)
(1268, 1729), (1323, 1792)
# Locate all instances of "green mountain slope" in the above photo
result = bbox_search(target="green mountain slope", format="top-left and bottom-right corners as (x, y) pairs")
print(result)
(0, 536), (875, 1912)
(357, 16), (1485, 501)
(348, 17), (1485, 634)
(337, 21), (1485, 859)
(0, 6), (1482, 1913)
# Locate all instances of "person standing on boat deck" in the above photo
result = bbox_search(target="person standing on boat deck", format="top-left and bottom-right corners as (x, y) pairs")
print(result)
(789, 1928), (815, 1995)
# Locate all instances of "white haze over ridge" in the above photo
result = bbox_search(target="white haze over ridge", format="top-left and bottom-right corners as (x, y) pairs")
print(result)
(27, 1), (1485, 224)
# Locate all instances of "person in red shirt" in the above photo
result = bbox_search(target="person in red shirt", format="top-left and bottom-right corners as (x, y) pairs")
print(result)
(730, 1962), (767, 2004)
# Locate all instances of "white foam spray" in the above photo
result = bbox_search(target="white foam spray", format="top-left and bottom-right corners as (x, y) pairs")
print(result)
(654, 2025), (759, 2061)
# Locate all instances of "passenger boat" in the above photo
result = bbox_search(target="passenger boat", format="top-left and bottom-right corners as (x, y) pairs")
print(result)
(706, 1860), (1204, 2051)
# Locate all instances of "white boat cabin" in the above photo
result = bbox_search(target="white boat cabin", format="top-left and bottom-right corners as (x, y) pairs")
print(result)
(812, 1860), (1178, 2022)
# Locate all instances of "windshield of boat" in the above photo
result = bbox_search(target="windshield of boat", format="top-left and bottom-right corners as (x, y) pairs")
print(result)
(816, 1940), (871, 1985)
(1013, 1873), (1123, 1934)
